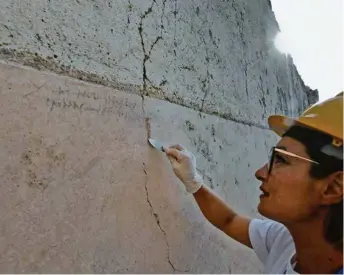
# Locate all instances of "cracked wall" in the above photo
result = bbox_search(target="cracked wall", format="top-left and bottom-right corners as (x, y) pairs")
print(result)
(0, 0), (317, 127)
(0, 61), (268, 273)
(0, 0), (318, 273)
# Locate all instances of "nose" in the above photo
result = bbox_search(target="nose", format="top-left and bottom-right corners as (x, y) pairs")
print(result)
(255, 163), (269, 181)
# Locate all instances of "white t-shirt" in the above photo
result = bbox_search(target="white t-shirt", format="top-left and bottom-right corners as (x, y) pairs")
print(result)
(249, 218), (297, 274)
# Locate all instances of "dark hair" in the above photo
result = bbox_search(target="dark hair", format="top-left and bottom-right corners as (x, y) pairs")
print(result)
(283, 126), (343, 251)
(307, 143), (343, 251)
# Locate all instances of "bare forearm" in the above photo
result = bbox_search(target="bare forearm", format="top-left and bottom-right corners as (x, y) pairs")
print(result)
(193, 185), (238, 230)
(164, 145), (251, 247)
(193, 184), (252, 248)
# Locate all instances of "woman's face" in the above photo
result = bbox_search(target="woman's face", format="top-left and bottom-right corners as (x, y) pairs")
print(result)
(255, 137), (322, 224)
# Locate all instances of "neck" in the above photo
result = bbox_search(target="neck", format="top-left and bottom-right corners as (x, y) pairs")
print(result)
(286, 217), (343, 274)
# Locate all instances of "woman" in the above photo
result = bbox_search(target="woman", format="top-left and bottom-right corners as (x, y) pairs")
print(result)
(164, 92), (343, 274)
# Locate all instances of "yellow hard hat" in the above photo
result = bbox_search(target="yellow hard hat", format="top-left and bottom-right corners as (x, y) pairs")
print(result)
(268, 92), (343, 147)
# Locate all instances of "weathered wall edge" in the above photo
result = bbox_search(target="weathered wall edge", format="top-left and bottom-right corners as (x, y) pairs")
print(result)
(0, 48), (269, 130)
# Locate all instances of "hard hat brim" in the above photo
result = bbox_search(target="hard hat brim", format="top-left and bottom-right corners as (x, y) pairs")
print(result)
(268, 115), (298, 137)
(269, 92), (343, 141)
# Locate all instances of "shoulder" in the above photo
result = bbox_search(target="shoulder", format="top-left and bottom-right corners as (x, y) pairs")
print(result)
(249, 219), (294, 267)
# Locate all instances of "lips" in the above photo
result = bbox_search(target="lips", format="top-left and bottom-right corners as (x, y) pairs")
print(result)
(259, 186), (270, 197)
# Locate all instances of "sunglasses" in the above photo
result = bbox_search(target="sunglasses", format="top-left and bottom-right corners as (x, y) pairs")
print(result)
(267, 146), (320, 174)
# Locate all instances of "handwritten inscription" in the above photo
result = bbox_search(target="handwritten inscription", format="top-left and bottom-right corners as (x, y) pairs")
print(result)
(77, 90), (100, 100)
(52, 87), (70, 95)
(46, 98), (84, 111)
(46, 87), (141, 120)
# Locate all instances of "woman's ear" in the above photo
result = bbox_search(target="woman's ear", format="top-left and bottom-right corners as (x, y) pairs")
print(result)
(321, 171), (343, 205)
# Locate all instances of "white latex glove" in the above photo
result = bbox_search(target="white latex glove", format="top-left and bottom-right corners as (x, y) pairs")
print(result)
(163, 144), (203, 194)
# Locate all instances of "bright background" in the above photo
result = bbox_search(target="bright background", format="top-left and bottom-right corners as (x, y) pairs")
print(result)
(270, 0), (344, 101)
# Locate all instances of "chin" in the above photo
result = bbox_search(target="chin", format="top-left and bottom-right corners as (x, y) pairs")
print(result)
(257, 202), (291, 224)
(257, 201), (275, 220)
(257, 202), (266, 215)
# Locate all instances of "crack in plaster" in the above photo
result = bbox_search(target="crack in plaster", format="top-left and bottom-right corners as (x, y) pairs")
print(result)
(173, 0), (178, 56)
(138, 0), (167, 141)
(160, 0), (167, 34)
(244, 63), (248, 99)
(142, 163), (188, 273)
(138, 1), (154, 92)
(138, 0), (165, 94)
(199, 35), (211, 114)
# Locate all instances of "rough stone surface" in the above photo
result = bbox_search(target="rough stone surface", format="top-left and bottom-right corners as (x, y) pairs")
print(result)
(0, 0), (319, 273)
(0, 0), (317, 128)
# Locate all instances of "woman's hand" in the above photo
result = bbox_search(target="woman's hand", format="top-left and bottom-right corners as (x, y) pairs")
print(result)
(163, 144), (203, 194)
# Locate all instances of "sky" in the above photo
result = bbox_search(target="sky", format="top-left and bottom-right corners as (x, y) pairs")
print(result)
(270, 0), (344, 101)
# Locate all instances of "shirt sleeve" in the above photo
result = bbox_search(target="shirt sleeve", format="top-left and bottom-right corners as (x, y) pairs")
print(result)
(249, 218), (288, 265)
